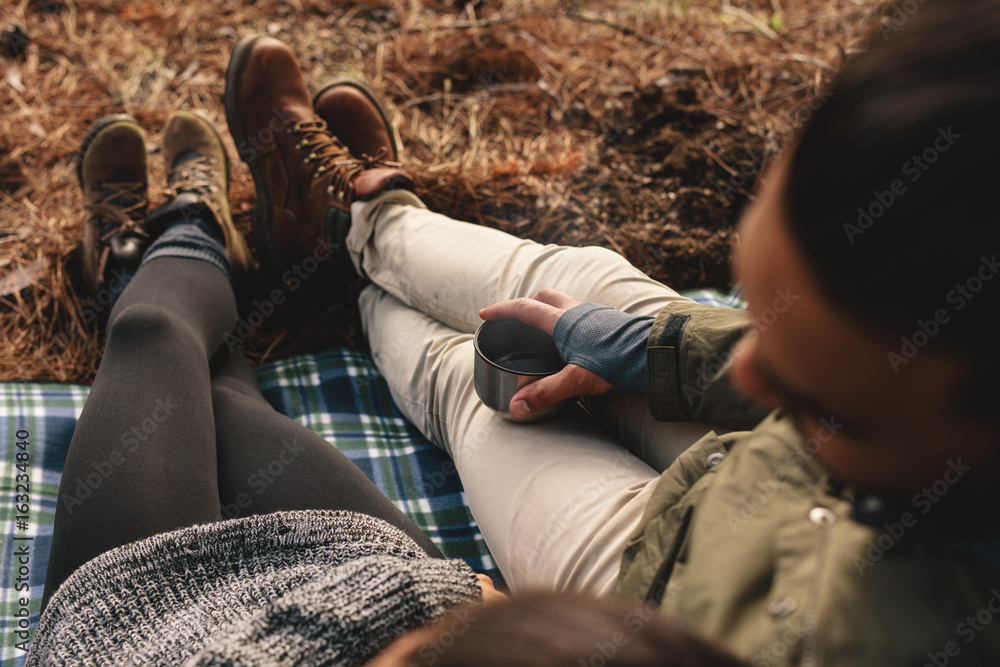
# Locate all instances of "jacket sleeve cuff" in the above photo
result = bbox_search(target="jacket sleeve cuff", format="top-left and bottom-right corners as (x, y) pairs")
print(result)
(645, 309), (693, 421)
(645, 300), (763, 429)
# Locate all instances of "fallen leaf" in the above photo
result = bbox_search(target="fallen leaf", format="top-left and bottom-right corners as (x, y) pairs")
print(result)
(178, 60), (201, 82)
(0, 259), (48, 298)
(6, 66), (25, 93)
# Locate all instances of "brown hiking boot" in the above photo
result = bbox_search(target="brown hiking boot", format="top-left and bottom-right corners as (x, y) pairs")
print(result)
(312, 76), (401, 165)
(146, 110), (254, 275)
(78, 114), (149, 295)
(224, 35), (413, 275)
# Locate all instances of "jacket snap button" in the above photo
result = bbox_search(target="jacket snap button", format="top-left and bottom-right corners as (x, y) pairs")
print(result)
(768, 597), (798, 619)
(706, 452), (725, 468)
(808, 507), (836, 525)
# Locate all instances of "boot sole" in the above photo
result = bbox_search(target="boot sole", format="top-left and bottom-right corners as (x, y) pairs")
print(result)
(76, 114), (147, 295)
(185, 109), (232, 190)
(77, 114), (144, 189)
(146, 110), (234, 238)
(193, 110), (256, 276)
(312, 76), (402, 162)
(151, 110), (255, 278)
(224, 34), (284, 276)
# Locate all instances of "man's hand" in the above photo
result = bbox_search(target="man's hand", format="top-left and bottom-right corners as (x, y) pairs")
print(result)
(479, 288), (613, 419)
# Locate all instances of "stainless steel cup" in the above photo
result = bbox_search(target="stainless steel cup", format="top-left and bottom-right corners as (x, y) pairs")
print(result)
(473, 319), (571, 423)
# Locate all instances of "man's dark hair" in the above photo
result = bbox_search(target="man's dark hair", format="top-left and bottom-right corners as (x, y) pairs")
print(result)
(784, 0), (1000, 423)
(407, 592), (748, 667)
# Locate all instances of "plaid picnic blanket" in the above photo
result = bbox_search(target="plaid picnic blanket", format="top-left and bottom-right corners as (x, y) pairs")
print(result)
(681, 285), (746, 309)
(0, 348), (496, 665)
(0, 289), (741, 665)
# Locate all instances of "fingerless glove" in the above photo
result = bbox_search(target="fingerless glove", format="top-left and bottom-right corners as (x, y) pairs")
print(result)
(551, 302), (654, 395)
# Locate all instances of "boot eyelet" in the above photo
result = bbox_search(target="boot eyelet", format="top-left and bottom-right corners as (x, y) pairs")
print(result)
(303, 156), (312, 164)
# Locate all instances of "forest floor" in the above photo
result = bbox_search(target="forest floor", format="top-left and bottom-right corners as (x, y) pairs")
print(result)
(0, 0), (890, 382)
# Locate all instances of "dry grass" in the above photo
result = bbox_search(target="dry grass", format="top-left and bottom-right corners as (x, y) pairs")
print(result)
(1, 0), (890, 383)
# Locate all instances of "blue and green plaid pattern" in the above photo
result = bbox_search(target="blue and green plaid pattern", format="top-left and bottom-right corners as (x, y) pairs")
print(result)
(682, 285), (747, 309)
(255, 349), (496, 572)
(0, 349), (496, 666)
(0, 384), (84, 666)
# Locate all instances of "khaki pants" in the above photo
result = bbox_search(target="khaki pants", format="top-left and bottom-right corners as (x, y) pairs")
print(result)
(349, 190), (717, 594)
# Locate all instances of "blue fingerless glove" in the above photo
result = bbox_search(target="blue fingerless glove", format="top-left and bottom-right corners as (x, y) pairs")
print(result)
(551, 302), (654, 395)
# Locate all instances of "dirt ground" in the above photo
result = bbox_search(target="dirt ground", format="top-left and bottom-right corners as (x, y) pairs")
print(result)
(0, 0), (890, 383)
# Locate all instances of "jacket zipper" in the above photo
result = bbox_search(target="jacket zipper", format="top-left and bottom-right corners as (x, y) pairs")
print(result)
(799, 521), (834, 667)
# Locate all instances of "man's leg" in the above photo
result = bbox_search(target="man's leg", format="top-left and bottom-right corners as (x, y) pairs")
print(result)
(348, 191), (688, 332)
(208, 348), (443, 557)
(359, 286), (664, 594)
(224, 32), (711, 481)
(581, 395), (731, 473)
(349, 192), (723, 473)
(42, 257), (232, 609)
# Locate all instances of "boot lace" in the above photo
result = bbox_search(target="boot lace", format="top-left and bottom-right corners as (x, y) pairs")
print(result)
(164, 155), (220, 199)
(289, 119), (400, 200)
(84, 182), (148, 242)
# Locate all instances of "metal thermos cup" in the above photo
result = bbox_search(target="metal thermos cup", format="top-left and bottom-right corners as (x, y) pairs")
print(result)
(473, 319), (572, 423)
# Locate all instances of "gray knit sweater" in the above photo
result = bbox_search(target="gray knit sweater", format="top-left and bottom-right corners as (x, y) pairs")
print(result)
(27, 510), (482, 666)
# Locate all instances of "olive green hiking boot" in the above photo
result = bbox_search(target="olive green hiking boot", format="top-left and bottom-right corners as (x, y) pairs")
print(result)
(77, 114), (150, 295)
(146, 110), (254, 275)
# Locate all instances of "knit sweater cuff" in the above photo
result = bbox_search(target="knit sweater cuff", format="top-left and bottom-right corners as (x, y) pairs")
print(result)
(552, 302), (654, 395)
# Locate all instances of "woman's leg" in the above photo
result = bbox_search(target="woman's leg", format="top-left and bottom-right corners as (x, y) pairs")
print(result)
(42, 257), (234, 608)
(208, 347), (443, 557)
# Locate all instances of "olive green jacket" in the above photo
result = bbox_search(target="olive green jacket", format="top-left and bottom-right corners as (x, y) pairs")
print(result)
(617, 301), (1000, 667)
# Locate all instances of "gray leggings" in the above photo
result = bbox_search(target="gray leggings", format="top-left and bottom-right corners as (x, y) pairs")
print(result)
(42, 255), (441, 610)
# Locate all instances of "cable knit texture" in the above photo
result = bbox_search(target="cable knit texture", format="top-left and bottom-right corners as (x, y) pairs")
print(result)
(27, 510), (482, 666)
(552, 302), (655, 395)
